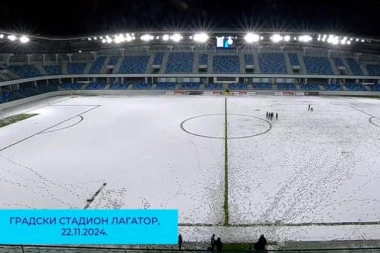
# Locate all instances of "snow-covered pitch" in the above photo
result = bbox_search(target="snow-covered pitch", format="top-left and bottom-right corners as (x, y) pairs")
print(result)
(1, 95), (380, 242)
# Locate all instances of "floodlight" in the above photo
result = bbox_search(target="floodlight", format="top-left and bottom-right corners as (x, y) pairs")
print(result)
(171, 33), (182, 42)
(100, 36), (103, 39)
(79, 50), (82, 53)
(0, 34), (3, 38)
(270, 34), (283, 43)
(8, 35), (17, 41)
(19, 35), (30, 43)
(284, 35), (290, 42)
(88, 38), (92, 41)
(299, 35), (312, 42)
(341, 40), (346, 45)
(194, 33), (209, 43)
(356, 38), (359, 42)
(156, 36), (159, 39)
(163, 34), (169, 41)
(94, 37), (97, 40)
(347, 41), (351, 45)
(322, 37), (326, 42)
(102, 39), (106, 43)
(244, 33), (260, 43)
(106, 37), (112, 43)
(350, 38), (353, 41)
(361, 39), (365, 42)
(141, 34), (154, 41)
(294, 37), (297, 40)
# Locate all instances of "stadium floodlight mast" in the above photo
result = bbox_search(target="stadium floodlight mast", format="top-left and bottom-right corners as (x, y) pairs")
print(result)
(170, 33), (182, 42)
(19, 35), (30, 43)
(193, 33), (209, 43)
(244, 33), (260, 43)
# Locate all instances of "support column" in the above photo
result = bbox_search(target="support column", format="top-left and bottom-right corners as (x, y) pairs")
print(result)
(27, 54), (32, 65)
(55, 54), (59, 65)
(4, 54), (14, 66)
(167, 46), (173, 53)
(42, 54), (46, 66)
(67, 54), (73, 63)
(355, 53), (362, 61)
(143, 46), (150, 54)
(90, 51), (97, 61)
(119, 48), (125, 57)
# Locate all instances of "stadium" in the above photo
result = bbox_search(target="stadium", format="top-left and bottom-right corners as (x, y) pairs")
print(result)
(1, 26), (380, 252)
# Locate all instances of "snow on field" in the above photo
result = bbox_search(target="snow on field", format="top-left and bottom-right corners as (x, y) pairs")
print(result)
(1, 95), (380, 242)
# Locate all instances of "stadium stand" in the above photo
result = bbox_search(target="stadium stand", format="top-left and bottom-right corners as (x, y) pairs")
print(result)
(205, 83), (223, 89)
(346, 58), (364, 76)
(86, 83), (106, 90)
(67, 63), (86, 74)
(213, 56), (240, 73)
(0, 91), (10, 103)
(132, 83), (152, 89)
(366, 64), (380, 76)
(277, 83), (296, 90)
(228, 83), (247, 90)
(119, 56), (149, 74)
(370, 84), (380, 91)
(288, 53), (300, 66)
(244, 54), (254, 65)
(88, 56), (106, 74)
(108, 56), (119, 65)
(37, 84), (58, 93)
(333, 57), (345, 67)
(19, 87), (41, 97)
(325, 84), (343, 91)
(346, 83), (366, 91)
(253, 83), (272, 90)
(8, 65), (41, 78)
(303, 56), (334, 75)
(259, 53), (287, 74)
(44, 65), (62, 75)
(199, 54), (208, 65)
(156, 82), (176, 89)
(300, 84), (320, 90)
(166, 52), (194, 73)
(180, 82), (200, 89)
(153, 52), (164, 65)
(109, 83), (129, 89)
(60, 83), (83, 90)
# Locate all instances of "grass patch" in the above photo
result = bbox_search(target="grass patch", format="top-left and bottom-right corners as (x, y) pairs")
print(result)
(224, 97), (229, 226)
(0, 113), (38, 128)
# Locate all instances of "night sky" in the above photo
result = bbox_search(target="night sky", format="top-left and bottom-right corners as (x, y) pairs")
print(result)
(0, 0), (379, 38)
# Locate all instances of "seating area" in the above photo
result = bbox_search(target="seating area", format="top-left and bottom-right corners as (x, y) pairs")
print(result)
(108, 56), (119, 65)
(44, 65), (62, 75)
(199, 54), (208, 65)
(205, 83), (223, 89)
(180, 82), (200, 89)
(370, 84), (380, 91)
(303, 57), (334, 75)
(333, 57), (344, 67)
(153, 52), (164, 65)
(213, 56), (240, 73)
(324, 84), (343, 91)
(228, 83), (247, 90)
(366, 64), (380, 76)
(88, 56), (106, 74)
(67, 63), (86, 74)
(346, 58), (364, 76)
(132, 83), (152, 89)
(37, 84), (58, 93)
(19, 87), (41, 97)
(119, 56), (149, 74)
(109, 83), (128, 89)
(156, 82), (176, 89)
(60, 83), (83, 90)
(166, 52), (194, 73)
(288, 53), (300, 66)
(86, 83), (106, 90)
(8, 65), (41, 78)
(259, 53), (287, 74)
(277, 83), (296, 90)
(300, 84), (320, 90)
(346, 83), (366, 91)
(253, 83), (272, 90)
(244, 54), (254, 65)
(0, 92), (10, 103)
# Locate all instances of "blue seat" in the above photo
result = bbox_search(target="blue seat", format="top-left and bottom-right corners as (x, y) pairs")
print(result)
(8, 65), (41, 78)
(346, 58), (363, 76)
(119, 56), (149, 74)
(370, 84), (380, 91)
(153, 52), (164, 65)
(156, 82), (176, 89)
(303, 57), (334, 75)
(277, 83), (296, 90)
(333, 57), (344, 67)
(166, 53), (194, 73)
(300, 84), (320, 90)
(67, 63), (86, 74)
(228, 83), (247, 90)
(325, 84), (343, 91)
(86, 83), (106, 90)
(253, 83), (272, 90)
(288, 53), (300, 66)
(0, 92), (10, 103)
(132, 83), (152, 89)
(205, 83), (223, 89)
(346, 84), (366, 91)
(37, 84), (58, 93)
(259, 53), (287, 74)
(180, 82), (200, 89)
(60, 83), (83, 90)
(213, 56), (240, 73)
(366, 64), (380, 76)
(244, 54), (254, 65)
(88, 56), (106, 74)
(109, 83), (129, 89)
(108, 56), (119, 65)
(44, 65), (62, 75)
(19, 87), (41, 97)
(199, 54), (208, 65)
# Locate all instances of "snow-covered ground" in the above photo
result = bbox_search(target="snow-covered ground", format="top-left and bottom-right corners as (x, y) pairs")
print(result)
(1, 95), (380, 243)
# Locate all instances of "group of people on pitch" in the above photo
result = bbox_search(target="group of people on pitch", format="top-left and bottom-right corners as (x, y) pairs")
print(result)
(266, 111), (278, 121)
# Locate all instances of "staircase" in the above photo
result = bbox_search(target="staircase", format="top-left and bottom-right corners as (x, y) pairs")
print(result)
(4, 70), (20, 80)
(62, 63), (69, 74)
(100, 57), (110, 74)
(253, 51), (261, 74)
(284, 53), (293, 74)
(83, 62), (92, 74)
(193, 52), (199, 73)
(113, 57), (124, 73)
(239, 54), (245, 73)
(146, 53), (155, 74)
(297, 52), (307, 74)
(342, 58), (353, 75)
(35, 65), (48, 75)
(329, 58), (339, 75)
(159, 52), (169, 74)
(207, 54), (214, 74)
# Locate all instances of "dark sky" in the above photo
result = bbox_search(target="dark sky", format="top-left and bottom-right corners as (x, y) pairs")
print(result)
(0, 0), (379, 38)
